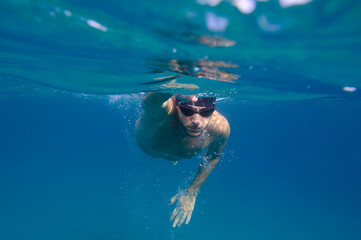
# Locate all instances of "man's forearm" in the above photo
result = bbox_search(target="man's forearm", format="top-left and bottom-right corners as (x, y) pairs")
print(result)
(187, 157), (220, 195)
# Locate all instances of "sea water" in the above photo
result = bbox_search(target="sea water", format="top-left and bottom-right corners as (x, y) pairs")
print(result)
(0, 0), (360, 239)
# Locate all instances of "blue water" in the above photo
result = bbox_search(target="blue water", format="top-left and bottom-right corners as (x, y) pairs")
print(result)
(1, 0), (361, 239)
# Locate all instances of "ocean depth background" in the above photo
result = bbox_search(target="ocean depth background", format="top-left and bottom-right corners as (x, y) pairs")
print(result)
(1, 0), (361, 239)
(1, 96), (360, 240)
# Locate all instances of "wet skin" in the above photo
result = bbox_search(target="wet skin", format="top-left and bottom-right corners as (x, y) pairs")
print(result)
(135, 93), (230, 227)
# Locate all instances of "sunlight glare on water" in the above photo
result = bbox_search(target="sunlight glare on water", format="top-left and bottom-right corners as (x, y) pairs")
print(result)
(0, 0), (360, 100)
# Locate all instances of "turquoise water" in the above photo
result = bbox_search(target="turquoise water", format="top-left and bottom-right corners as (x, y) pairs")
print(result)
(1, 0), (361, 239)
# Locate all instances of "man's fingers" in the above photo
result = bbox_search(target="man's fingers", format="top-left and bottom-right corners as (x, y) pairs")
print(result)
(169, 194), (178, 205)
(178, 212), (188, 226)
(170, 207), (179, 222)
(172, 213), (182, 227)
(185, 210), (193, 225)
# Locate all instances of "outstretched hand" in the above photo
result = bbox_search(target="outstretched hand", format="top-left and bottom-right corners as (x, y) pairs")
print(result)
(169, 190), (197, 227)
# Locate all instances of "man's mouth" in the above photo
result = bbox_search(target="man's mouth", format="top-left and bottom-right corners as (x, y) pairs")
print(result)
(186, 128), (202, 132)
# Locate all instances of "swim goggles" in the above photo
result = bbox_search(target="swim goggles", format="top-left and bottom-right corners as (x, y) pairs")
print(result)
(175, 95), (216, 117)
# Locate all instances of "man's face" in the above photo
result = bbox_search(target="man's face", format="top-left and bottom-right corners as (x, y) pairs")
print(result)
(176, 95), (213, 137)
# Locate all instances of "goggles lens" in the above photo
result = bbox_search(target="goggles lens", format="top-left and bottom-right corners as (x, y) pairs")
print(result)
(175, 95), (216, 117)
(178, 105), (215, 117)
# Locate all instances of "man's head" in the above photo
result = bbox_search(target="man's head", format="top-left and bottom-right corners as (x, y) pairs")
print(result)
(175, 94), (216, 137)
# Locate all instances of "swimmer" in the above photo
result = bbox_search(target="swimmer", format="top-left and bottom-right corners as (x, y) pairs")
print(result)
(135, 92), (230, 227)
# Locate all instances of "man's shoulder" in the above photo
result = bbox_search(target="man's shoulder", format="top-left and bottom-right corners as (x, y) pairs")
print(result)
(208, 111), (230, 140)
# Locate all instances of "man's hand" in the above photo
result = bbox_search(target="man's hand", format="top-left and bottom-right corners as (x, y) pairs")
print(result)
(169, 190), (197, 227)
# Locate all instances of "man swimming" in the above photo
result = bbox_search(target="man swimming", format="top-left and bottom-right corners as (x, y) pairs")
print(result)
(135, 92), (230, 227)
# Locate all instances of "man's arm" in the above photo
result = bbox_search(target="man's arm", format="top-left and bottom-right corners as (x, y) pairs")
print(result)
(187, 138), (227, 195)
(187, 114), (231, 196)
(169, 126), (230, 227)
(142, 92), (174, 119)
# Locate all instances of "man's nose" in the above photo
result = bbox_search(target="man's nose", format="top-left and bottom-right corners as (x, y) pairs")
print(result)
(191, 114), (201, 125)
